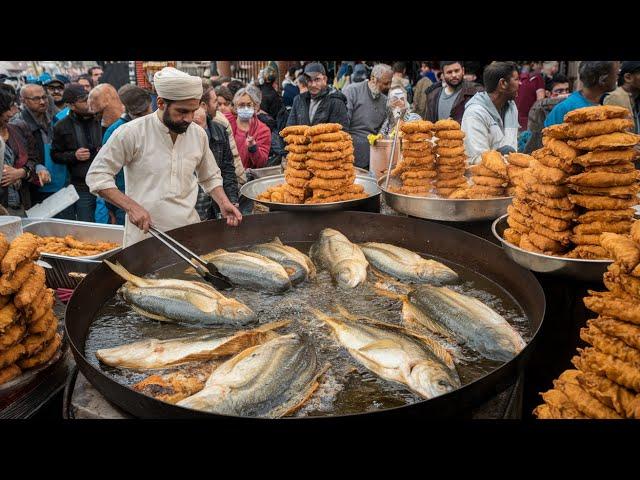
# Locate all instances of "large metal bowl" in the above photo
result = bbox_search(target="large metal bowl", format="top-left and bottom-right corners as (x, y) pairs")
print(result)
(247, 165), (368, 179)
(492, 214), (610, 282)
(379, 176), (512, 222)
(240, 174), (381, 212)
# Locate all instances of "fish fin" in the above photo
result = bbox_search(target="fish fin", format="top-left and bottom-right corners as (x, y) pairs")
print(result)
(211, 249), (227, 256)
(104, 260), (146, 286)
(238, 250), (273, 262)
(272, 237), (284, 245)
(184, 292), (216, 313)
(272, 363), (330, 418)
(130, 305), (171, 322)
(404, 331), (456, 370)
(358, 339), (402, 352)
(254, 319), (291, 333)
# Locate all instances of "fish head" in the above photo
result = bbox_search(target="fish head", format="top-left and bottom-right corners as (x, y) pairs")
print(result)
(408, 361), (460, 399)
(335, 260), (366, 288)
(219, 299), (256, 324)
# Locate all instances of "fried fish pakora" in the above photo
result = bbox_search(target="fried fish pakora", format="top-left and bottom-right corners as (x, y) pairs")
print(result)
(399, 169), (437, 181)
(537, 388), (587, 419)
(0, 322), (26, 350)
(577, 370), (640, 419)
(568, 132), (640, 151)
(573, 220), (633, 236)
(524, 177), (570, 198)
(568, 194), (637, 210)
(282, 183), (306, 198)
(535, 152), (578, 174)
(402, 148), (437, 160)
(574, 148), (638, 167)
(590, 317), (640, 350)
(541, 123), (571, 140)
(573, 347), (640, 393)
(1, 233), (38, 275)
(570, 233), (601, 246)
(436, 145), (466, 157)
(307, 123), (343, 136)
(631, 220), (640, 245)
(470, 164), (498, 177)
(307, 150), (344, 162)
(435, 129), (465, 140)
(284, 134), (310, 145)
(14, 265), (46, 310)
(436, 139), (464, 148)
(0, 303), (18, 332)
(530, 210), (572, 232)
(284, 176), (308, 188)
(17, 333), (61, 370)
(0, 234), (9, 263)
(285, 168), (312, 179)
(28, 310), (55, 335)
(435, 187), (457, 197)
(580, 324), (640, 366)
(507, 205), (531, 227)
(529, 161), (570, 185)
(310, 132), (344, 143)
(599, 233), (640, 272)
(503, 228), (522, 246)
(473, 175), (508, 187)
(433, 119), (461, 131)
(403, 140), (434, 152)
(528, 230), (565, 252)
(542, 137), (579, 161)
(285, 144), (309, 154)
(577, 209), (635, 224)
(400, 120), (435, 134)
(21, 320), (57, 357)
(466, 184), (505, 197)
(280, 125), (309, 137)
(480, 150), (508, 178)
(0, 343), (25, 369)
(565, 245), (609, 259)
(566, 118), (635, 139)
(399, 185), (432, 195)
(530, 202), (578, 220)
(519, 234), (545, 254)
(606, 264), (640, 298)
(554, 370), (623, 419)
(0, 261), (34, 296)
(512, 198), (532, 217)
(584, 290), (640, 324)
(0, 363), (21, 385)
(402, 132), (433, 142)
(531, 223), (571, 244)
(304, 192), (368, 204)
(282, 192), (304, 204)
(506, 164), (527, 181)
(435, 177), (466, 188)
(564, 105), (631, 123)
(435, 170), (463, 180)
(523, 190), (574, 210)
(506, 152), (533, 168)
(567, 170), (640, 187)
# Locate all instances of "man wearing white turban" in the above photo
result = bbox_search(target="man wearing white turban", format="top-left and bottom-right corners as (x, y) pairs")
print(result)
(86, 67), (242, 246)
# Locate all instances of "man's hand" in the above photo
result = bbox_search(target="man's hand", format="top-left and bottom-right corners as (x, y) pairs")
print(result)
(126, 201), (152, 233)
(219, 201), (242, 227)
(37, 169), (51, 185)
(1, 165), (26, 187)
(75, 148), (91, 161)
(246, 135), (256, 148)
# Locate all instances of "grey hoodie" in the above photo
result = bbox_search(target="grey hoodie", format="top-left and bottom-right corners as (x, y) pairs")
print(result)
(461, 91), (519, 165)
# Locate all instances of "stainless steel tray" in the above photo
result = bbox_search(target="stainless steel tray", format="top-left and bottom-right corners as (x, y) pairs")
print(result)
(379, 176), (513, 222)
(492, 214), (610, 282)
(247, 165), (369, 179)
(240, 174), (381, 212)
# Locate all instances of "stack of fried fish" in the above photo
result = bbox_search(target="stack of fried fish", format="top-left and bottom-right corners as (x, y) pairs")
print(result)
(0, 233), (60, 385)
(560, 106), (640, 259)
(533, 223), (640, 419)
(389, 120), (438, 196)
(432, 119), (468, 198)
(305, 123), (365, 204)
(454, 149), (510, 199)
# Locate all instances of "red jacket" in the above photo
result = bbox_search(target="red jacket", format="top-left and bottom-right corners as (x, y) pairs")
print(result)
(224, 112), (271, 169)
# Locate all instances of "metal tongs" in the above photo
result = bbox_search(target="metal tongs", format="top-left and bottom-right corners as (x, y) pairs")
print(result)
(148, 226), (232, 290)
(384, 108), (407, 190)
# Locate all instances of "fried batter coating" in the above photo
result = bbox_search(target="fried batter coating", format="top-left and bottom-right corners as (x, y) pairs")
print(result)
(0, 321), (26, 350)
(434, 177), (466, 188)
(473, 175), (508, 187)
(580, 324), (640, 366)
(307, 123), (343, 136)
(573, 347), (640, 393)
(599, 233), (640, 272)
(534, 152), (578, 174)
(530, 202), (578, 221)
(28, 310), (55, 335)
(531, 223), (571, 244)
(507, 152), (533, 168)
(566, 118), (635, 139)
(404, 177), (435, 187)
(17, 332), (61, 370)
(542, 137), (579, 162)
(584, 290), (640, 325)
(571, 184), (640, 199)
(284, 134), (310, 145)
(0, 363), (21, 385)
(400, 120), (435, 134)
(304, 192), (367, 204)
(0, 234), (9, 263)
(525, 180), (570, 199)
(311, 169), (349, 180)
(575, 148), (638, 167)
(573, 221), (633, 236)
(436, 138), (464, 149)
(403, 140), (434, 152)
(438, 170), (466, 180)
(568, 132), (640, 151)
(506, 164), (526, 181)
(567, 170), (640, 187)
(0, 261), (34, 296)
(469, 164), (496, 177)
(402, 132), (434, 142)
(570, 233), (601, 246)
(14, 265), (46, 310)
(437, 156), (466, 167)
(530, 210), (572, 232)
(433, 119), (461, 131)
(576, 370), (640, 419)
(0, 303), (18, 332)
(512, 198), (532, 217)
(565, 105), (631, 123)
(507, 205), (531, 226)
(528, 230), (565, 252)
(402, 149), (437, 161)
(435, 187), (457, 197)
(577, 209), (634, 224)
(466, 184), (505, 197)
(541, 387), (587, 418)
(308, 140), (350, 152)
(503, 228), (522, 246)
(310, 132), (344, 143)
(541, 123), (571, 140)
(0, 343), (25, 369)
(285, 144), (309, 154)
(280, 125), (309, 137)
(284, 168), (312, 179)
(437, 145), (466, 157)
(285, 176), (308, 188)
(447, 188), (469, 199)
(480, 150), (508, 178)
(565, 245), (609, 259)
(590, 317), (640, 350)
(568, 194), (637, 210)
(507, 215), (531, 235)
(22, 316), (57, 357)
(399, 185), (432, 195)
(529, 161), (569, 185)
(587, 162), (635, 173)
(435, 129), (465, 140)
(400, 169), (437, 180)
(307, 150), (344, 162)
(1, 233), (38, 275)
(286, 152), (308, 163)
(282, 183), (306, 198)
(554, 370), (622, 419)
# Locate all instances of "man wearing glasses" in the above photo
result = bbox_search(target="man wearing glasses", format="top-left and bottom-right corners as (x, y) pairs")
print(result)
(285, 62), (348, 128)
(44, 78), (66, 112)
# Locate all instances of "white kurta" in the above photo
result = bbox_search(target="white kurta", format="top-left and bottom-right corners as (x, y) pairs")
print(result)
(86, 110), (223, 246)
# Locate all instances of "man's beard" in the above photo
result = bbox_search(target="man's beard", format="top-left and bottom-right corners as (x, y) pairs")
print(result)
(163, 108), (190, 134)
(444, 78), (462, 89)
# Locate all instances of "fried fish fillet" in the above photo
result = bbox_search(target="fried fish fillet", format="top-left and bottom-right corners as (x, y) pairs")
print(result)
(530, 202), (578, 220)
(599, 233), (640, 272)
(541, 123), (571, 140)
(567, 170), (640, 187)
(503, 228), (522, 246)
(1, 233), (38, 275)
(576, 370), (640, 419)
(506, 152), (533, 168)
(17, 333), (61, 370)
(473, 175), (508, 187)
(565, 105), (631, 123)
(0, 321), (26, 350)
(528, 230), (565, 253)
(566, 118), (635, 139)
(512, 198), (532, 217)
(465, 184), (505, 197)
(568, 194), (638, 211)
(0, 363), (21, 385)
(570, 233), (602, 246)
(0, 343), (25, 369)
(573, 347), (640, 393)
(438, 169), (466, 180)
(403, 140), (434, 152)
(580, 323), (640, 366)
(28, 310), (55, 335)
(0, 234), (9, 263)
(526, 181), (570, 198)
(480, 150), (508, 178)
(554, 369), (623, 419)
(0, 303), (18, 332)
(433, 119), (461, 131)
(308, 140), (351, 152)
(574, 148), (638, 167)
(584, 290), (640, 325)
(434, 177), (466, 188)
(307, 123), (343, 136)
(587, 162), (636, 174)
(400, 120), (435, 134)
(400, 169), (437, 180)
(507, 215), (531, 234)
(532, 403), (556, 419)
(280, 125), (309, 137)
(507, 205), (531, 227)
(436, 138), (463, 148)
(519, 234), (545, 254)
(404, 177), (434, 186)
(605, 263), (640, 299)
(568, 132), (640, 151)
(565, 245), (609, 259)
(630, 220), (640, 245)
(531, 223), (571, 244)
(285, 168), (312, 179)
(310, 132), (344, 143)
(305, 192), (368, 204)
(589, 317), (640, 350)
(539, 388), (587, 419)
(285, 176), (308, 188)
(573, 220), (633, 236)
(402, 132), (434, 142)
(436, 129), (465, 140)
(14, 265), (46, 310)
(577, 209), (635, 224)
(530, 210), (572, 232)
(542, 137), (579, 161)
(21, 317), (57, 357)
(436, 145), (465, 157)
(529, 160), (570, 185)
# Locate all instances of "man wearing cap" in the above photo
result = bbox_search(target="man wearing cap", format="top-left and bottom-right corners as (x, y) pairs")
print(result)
(86, 67), (242, 247)
(51, 83), (102, 222)
(44, 78), (66, 112)
(286, 62), (348, 129)
(258, 65), (283, 122)
(604, 61), (640, 134)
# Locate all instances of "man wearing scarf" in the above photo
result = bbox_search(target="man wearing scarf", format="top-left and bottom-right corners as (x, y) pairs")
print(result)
(86, 67), (242, 246)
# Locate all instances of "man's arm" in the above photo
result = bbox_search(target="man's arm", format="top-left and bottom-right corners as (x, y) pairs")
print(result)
(286, 98), (299, 126)
(342, 85), (355, 124)
(97, 187), (152, 232)
(50, 122), (79, 165)
(332, 97), (350, 130)
(220, 136), (239, 204)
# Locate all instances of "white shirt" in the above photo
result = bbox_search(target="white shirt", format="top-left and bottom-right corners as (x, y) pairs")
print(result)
(86, 110), (223, 247)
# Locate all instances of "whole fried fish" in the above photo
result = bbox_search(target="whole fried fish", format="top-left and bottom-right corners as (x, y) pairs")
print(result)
(246, 237), (316, 285)
(359, 242), (458, 284)
(104, 260), (255, 326)
(177, 333), (323, 418)
(310, 228), (368, 288)
(185, 249), (292, 293)
(312, 306), (460, 399)
(96, 320), (289, 370)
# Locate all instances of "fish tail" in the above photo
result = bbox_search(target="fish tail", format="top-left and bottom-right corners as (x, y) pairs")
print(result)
(254, 319), (291, 332)
(103, 260), (146, 286)
(372, 285), (406, 301)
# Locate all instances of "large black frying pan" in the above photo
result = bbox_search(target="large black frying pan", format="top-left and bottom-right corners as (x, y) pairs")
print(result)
(65, 212), (545, 420)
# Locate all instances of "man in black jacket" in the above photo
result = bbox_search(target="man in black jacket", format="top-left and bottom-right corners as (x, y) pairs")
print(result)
(258, 65), (284, 122)
(286, 63), (348, 128)
(51, 83), (102, 222)
(424, 61), (483, 124)
(193, 106), (239, 220)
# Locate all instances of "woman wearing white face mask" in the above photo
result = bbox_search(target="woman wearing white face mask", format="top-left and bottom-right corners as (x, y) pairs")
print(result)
(379, 85), (421, 137)
(224, 87), (271, 169)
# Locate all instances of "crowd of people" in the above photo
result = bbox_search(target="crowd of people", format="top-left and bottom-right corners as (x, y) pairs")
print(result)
(1, 60), (638, 234)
